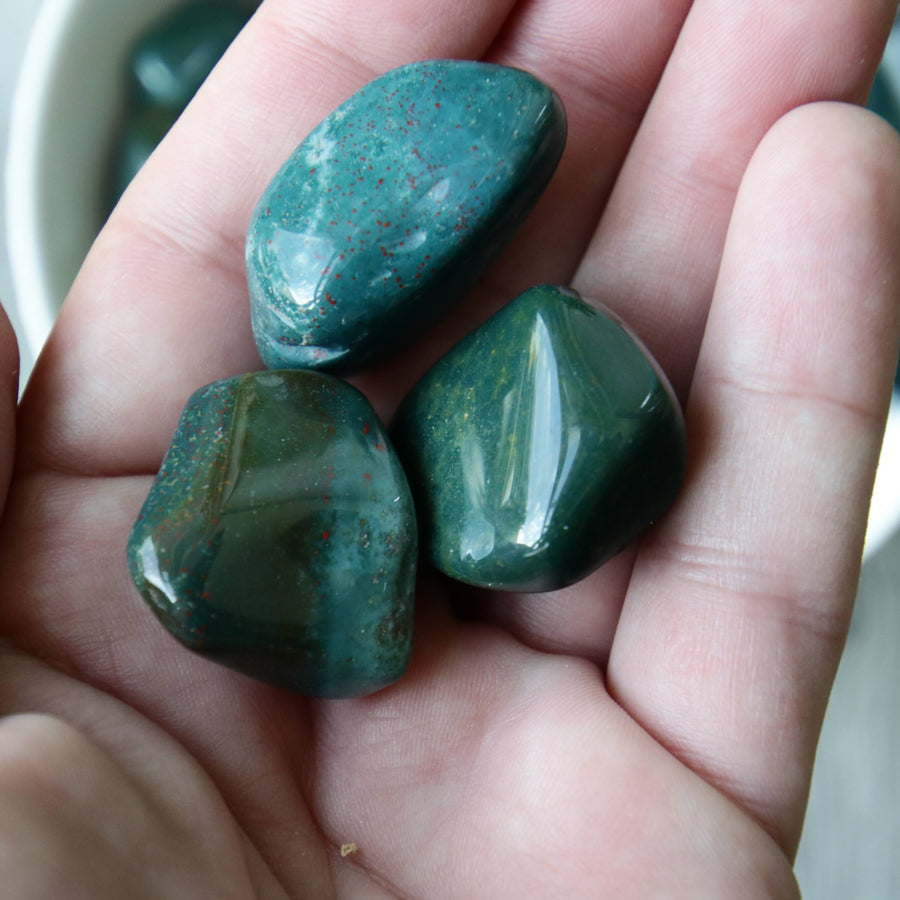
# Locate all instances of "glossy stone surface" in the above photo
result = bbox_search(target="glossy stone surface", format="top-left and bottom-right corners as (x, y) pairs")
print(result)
(128, 370), (417, 698)
(129, 0), (252, 111)
(392, 286), (688, 592)
(246, 60), (566, 373)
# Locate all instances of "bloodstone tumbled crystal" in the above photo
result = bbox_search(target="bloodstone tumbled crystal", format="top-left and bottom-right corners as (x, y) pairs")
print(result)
(127, 370), (416, 698)
(392, 285), (688, 592)
(246, 59), (566, 373)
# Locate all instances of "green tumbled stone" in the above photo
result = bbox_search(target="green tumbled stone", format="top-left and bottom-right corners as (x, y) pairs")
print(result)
(127, 370), (417, 698)
(246, 59), (566, 373)
(129, 0), (253, 111)
(393, 285), (688, 592)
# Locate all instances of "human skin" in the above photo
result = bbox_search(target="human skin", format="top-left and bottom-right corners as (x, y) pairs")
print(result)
(1, 0), (900, 896)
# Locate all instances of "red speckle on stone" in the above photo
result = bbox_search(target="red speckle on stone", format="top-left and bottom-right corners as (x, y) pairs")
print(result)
(363, 473), (371, 481)
(326, 293), (336, 305)
(322, 531), (330, 540)
(374, 442), (386, 452)
(363, 422), (371, 435)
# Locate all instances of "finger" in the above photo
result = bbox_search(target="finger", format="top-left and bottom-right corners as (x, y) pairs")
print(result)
(607, 103), (900, 857)
(0, 697), (287, 896)
(472, 0), (898, 667)
(17, 0), (520, 476)
(575, 0), (898, 398)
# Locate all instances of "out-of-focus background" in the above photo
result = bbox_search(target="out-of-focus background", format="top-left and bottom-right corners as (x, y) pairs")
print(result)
(1, 3), (899, 895)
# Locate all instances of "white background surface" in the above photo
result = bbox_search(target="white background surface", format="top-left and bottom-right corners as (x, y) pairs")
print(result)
(1, 2), (899, 895)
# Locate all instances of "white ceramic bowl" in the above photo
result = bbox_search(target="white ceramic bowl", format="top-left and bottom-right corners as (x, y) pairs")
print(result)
(6, 0), (188, 363)
(6, 0), (900, 556)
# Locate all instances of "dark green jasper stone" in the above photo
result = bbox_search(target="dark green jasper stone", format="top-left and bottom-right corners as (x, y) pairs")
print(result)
(392, 285), (688, 592)
(129, 0), (253, 111)
(246, 60), (566, 373)
(127, 370), (417, 698)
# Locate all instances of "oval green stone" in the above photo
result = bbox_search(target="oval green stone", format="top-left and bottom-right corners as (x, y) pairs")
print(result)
(127, 370), (417, 698)
(392, 285), (688, 592)
(246, 60), (566, 373)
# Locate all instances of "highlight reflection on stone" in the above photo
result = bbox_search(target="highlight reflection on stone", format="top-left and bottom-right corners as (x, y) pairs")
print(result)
(393, 286), (688, 592)
(246, 59), (566, 373)
(127, 370), (417, 698)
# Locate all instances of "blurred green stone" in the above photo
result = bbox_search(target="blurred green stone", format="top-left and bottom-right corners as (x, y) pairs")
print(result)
(108, 1), (253, 208)
(129, 0), (252, 111)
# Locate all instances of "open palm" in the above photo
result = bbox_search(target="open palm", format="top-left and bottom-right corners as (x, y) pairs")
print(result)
(2, 1), (900, 896)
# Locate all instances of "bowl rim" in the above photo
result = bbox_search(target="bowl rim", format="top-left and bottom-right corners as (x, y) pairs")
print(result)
(5, 0), (79, 362)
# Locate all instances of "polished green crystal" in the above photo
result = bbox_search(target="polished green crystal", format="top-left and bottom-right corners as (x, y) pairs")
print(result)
(392, 285), (687, 592)
(128, 370), (417, 698)
(246, 59), (566, 373)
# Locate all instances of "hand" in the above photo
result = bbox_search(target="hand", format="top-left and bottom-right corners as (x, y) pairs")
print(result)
(2, 1), (899, 896)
